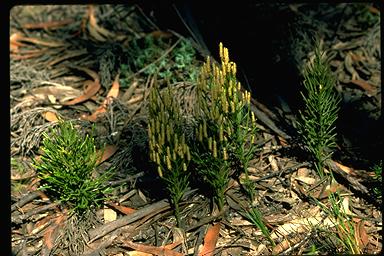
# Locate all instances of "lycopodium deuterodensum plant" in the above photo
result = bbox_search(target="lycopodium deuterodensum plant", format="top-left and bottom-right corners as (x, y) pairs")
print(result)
(34, 120), (113, 215)
(297, 44), (340, 177)
(194, 42), (259, 209)
(148, 83), (191, 227)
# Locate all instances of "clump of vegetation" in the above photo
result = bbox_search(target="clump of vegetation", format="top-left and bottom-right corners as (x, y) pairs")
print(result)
(147, 42), (259, 215)
(148, 83), (191, 227)
(34, 120), (113, 214)
(120, 36), (199, 87)
(297, 44), (340, 177)
(193, 42), (258, 209)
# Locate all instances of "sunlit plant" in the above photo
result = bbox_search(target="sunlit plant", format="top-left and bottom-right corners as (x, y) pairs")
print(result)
(148, 83), (191, 227)
(34, 120), (113, 214)
(194, 42), (259, 209)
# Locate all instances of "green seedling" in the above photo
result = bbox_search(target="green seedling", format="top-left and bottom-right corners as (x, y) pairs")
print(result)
(245, 206), (275, 246)
(316, 192), (361, 254)
(34, 120), (113, 214)
(297, 43), (340, 177)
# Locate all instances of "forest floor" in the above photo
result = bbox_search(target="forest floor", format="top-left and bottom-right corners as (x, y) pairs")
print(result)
(10, 4), (381, 255)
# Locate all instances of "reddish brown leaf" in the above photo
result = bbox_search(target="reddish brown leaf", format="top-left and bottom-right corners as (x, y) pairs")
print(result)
(10, 32), (26, 53)
(148, 30), (173, 39)
(47, 49), (87, 67)
(81, 73), (120, 121)
(11, 52), (45, 60)
(199, 223), (221, 256)
(43, 214), (66, 250)
(334, 161), (353, 174)
(30, 214), (57, 235)
(368, 6), (380, 15)
(122, 240), (183, 256)
(37, 191), (50, 201)
(272, 236), (303, 254)
(355, 220), (369, 250)
(107, 203), (136, 215)
(97, 145), (118, 165)
(106, 73), (120, 98)
(62, 80), (100, 105)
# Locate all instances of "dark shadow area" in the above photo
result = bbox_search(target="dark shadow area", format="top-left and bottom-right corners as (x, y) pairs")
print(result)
(138, 1), (382, 169)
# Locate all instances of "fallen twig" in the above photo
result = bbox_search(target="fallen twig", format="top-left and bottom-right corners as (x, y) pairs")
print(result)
(12, 202), (59, 224)
(88, 189), (197, 243)
(11, 191), (42, 212)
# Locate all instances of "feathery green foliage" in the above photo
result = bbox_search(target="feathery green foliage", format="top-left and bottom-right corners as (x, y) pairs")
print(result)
(194, 43), (258, 209)
(297, 45), (340, 177)
(34, 120), (113, 214)
(147, 42), (259, 218)
(148, 83), (191, 227)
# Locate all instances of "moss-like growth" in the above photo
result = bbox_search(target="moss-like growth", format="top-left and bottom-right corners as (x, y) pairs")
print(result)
(35, 120), (113, 214)
(194, 43), (258, 208)
(297, 45), (340, 177)
(148, 83), (191, 227)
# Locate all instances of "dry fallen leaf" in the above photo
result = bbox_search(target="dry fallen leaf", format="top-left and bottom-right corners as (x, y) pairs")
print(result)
(81, 73), (120, 121)
(97, 145), (118, 165)
(87, 5), (116, 41)
(127, 252), (152, 256)
(42, 111), (59, 122)
(351, 79), (377, 96)
(272, 236), (303, 254)
(43, 213), (66, 250)
(15, 85), (82, 109)
(10, 32), (27, 53)
(62, 80), (100, 105)
(355, 220), (369, 250)
(199, 223), (221, 256)
(107, 203), (136, 215)
(295, 176), (316, 185)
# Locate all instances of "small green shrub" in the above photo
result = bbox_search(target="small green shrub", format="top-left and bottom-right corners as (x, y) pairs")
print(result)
(34, 121), (113, 214)
(297, 44), (340, 177)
